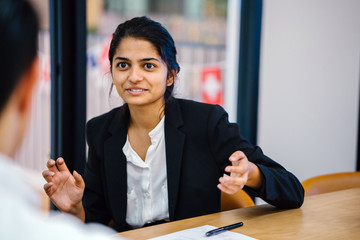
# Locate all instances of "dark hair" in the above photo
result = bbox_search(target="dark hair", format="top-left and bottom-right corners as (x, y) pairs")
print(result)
(108, 16), (180, 101)
(0, 0), (38, 113)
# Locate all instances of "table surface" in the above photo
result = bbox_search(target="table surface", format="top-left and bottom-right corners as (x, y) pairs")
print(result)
(119, 188), (360, 240)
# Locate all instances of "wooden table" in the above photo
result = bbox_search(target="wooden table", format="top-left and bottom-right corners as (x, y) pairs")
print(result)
(119, 188), (360, 239)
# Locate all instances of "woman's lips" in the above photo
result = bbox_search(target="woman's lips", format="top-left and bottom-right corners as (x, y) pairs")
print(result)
(126, 88), (147, 95)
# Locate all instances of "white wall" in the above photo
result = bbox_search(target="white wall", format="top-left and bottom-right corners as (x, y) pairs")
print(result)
(257, 0), (360, 182)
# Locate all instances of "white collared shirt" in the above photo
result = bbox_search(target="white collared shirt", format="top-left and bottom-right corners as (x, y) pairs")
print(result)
(122, 116), (169, 228)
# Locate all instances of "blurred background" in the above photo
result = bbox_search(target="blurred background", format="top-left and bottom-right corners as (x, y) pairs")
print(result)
(15, 0), (360, 196)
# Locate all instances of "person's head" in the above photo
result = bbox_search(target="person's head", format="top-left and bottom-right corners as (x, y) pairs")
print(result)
(0, 0), (39, 157)
(108, 16), (180, 103)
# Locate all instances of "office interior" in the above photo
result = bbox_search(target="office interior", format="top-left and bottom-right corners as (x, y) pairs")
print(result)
(15, 0), (360, 201)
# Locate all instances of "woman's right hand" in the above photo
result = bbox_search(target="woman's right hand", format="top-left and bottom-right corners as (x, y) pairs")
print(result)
(42, 157), (85, 221)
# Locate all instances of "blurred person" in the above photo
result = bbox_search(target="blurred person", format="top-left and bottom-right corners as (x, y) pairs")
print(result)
(43, 16), (304, 232)
(0, 0), (124, 239)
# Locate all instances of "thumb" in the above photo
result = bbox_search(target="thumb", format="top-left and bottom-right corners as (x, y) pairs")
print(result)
(73, 170), (85, 189)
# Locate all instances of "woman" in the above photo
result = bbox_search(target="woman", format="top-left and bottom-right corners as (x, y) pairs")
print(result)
(43, 16), (304, 232)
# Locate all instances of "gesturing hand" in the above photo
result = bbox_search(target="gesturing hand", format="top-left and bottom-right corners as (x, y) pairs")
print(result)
(217, 151), (262, 194)
(42, 157), (85, 215)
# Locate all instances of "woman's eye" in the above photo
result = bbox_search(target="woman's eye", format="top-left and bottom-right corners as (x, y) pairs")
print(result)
(144, 63), (155, 69)
(118, 62), (128, 68)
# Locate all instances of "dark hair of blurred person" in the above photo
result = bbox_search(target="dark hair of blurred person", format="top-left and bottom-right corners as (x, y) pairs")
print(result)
(0, 0), (38, 113)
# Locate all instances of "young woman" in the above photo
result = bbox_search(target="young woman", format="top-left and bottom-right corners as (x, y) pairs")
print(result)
(43, 16), (304, 232)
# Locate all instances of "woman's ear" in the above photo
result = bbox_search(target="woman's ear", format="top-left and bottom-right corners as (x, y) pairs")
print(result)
(166, 70), (178, 86)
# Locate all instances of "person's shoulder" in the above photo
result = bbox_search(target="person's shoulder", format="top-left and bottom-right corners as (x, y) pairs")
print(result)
(172, 98), (219, 109)
(86, 104), (128, 144)
(45, 214), (122, 240)
(0, 199), (122, 240)
(88, 106), (122, 124)
(87, 105), (126, 130)
(172, 98), (227, 115)
(0, 156), (40, 208)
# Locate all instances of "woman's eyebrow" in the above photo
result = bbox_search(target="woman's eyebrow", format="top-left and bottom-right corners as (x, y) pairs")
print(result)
(114, 56), (160, 62)
(114, 57), (129, 61)
(140, 58), (160, 62)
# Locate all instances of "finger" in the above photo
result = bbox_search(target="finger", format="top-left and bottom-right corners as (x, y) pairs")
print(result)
(73, 170), (85, 189)
(225, 165), (247, 175)
(219, 175), (246, 188)
(217, 183), (238, 194)
(219, 178), (243, 193)
(46, 159), (58, 172)
(229, 151), (246, 164)
(56, 157), (70, 173)
(42, 170), (55, 182)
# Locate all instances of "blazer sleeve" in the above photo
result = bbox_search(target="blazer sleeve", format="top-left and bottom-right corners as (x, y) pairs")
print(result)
(82, 118), (112, 225)
(207, 105), (304, 209)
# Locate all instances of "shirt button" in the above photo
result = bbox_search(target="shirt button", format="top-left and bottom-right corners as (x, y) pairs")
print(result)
(145, 192), (151, 198)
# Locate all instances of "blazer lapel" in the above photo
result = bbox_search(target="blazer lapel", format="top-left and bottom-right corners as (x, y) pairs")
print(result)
(103, 105), (129, 228)
(165, 99), (185, 220)
(102, 101), (185, 224)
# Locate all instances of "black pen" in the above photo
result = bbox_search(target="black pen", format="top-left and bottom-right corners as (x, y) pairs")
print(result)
(205, 221), (244, 237)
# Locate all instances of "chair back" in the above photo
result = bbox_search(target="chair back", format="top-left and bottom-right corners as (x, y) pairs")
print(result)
(221, 189), (255, 211)
(302, 171), (360, 196)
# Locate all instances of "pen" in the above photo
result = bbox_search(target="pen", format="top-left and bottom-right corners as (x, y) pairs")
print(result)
(205, 221), (244, 237)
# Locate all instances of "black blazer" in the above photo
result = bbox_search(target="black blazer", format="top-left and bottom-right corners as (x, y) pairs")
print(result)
(83, 98), (304, 232)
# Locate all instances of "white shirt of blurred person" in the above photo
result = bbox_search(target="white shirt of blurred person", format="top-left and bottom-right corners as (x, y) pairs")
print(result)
(0, 154), (122, 240)
(0, 0), (124, 239)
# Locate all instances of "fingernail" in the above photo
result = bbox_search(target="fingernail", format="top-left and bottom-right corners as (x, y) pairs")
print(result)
(49, 171), (55, 176)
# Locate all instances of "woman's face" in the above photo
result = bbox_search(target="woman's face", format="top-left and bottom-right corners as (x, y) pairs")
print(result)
(111, 37), (173, 109)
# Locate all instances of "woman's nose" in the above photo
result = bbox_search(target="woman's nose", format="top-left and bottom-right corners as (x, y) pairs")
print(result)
(128, 67), (143, 82)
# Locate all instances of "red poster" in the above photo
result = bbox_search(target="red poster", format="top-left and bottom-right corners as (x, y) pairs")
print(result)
(201, 67), (223, 105)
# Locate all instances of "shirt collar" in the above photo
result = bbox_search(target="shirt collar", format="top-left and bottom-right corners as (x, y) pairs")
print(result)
(148, 115), (165, 142)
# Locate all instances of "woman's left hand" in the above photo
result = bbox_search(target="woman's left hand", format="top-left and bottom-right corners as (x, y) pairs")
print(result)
(217, 151), (262, 194)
